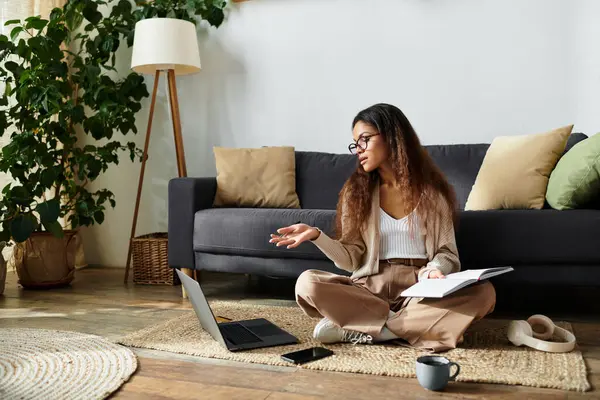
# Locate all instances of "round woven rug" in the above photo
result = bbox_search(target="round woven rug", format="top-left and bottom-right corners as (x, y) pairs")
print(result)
(0, 328), (138, 400)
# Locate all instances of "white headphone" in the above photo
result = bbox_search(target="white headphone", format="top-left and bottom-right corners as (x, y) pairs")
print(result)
(507, 314), (576, 353)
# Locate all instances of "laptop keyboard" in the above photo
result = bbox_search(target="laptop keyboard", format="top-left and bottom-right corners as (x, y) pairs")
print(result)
(247, 323), (284, 337)
(220, 323), (262, 345)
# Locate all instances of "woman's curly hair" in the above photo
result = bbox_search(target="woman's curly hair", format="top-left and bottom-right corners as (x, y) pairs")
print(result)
(336, 103), (457, 241)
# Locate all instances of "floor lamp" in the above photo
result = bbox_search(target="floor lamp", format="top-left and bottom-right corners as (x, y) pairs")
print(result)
(124, 18), (201, 286)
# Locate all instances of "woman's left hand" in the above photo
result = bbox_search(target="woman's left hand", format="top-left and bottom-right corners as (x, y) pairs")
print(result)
(428, 270), (446, 279)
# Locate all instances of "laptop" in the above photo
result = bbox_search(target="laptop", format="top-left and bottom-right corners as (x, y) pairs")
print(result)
(175, 269), (299, 352)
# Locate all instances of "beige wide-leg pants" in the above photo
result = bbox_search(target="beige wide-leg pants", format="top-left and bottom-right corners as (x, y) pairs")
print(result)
(295, 262), (496, 352)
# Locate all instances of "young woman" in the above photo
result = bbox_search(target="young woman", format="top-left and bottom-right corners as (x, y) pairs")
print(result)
(269, 103), (496, 352)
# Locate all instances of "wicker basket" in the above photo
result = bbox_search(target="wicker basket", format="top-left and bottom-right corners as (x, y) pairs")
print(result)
(131, 233), (180, 285)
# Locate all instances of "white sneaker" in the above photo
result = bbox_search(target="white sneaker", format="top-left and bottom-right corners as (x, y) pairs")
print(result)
(313, 318), (373, 345)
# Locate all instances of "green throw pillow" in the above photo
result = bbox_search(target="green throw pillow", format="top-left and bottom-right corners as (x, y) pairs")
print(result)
(547, 133), (600, 210)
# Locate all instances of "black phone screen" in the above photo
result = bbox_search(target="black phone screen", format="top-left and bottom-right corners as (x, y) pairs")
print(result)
(281, 347), (333, 364)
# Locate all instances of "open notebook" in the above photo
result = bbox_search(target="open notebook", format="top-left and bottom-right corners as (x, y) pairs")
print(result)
(400, 267), (514, 298)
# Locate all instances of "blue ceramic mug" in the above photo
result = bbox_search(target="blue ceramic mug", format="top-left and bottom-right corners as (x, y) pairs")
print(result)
(415, 355), (460, 391)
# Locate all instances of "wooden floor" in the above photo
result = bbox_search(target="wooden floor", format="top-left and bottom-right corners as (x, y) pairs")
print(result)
(1, 267), (598, 399)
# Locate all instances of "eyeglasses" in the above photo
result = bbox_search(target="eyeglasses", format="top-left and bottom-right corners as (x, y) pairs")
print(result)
(348, 134), (379, 155)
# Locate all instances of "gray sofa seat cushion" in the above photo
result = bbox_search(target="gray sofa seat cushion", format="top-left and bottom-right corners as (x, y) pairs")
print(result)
(194, 208), (336, 260)
(196, 207), (600, 267)
(457, 209), (600, 267)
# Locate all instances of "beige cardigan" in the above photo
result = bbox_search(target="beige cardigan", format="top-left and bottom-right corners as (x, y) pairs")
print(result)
(311, 182), (461, 280)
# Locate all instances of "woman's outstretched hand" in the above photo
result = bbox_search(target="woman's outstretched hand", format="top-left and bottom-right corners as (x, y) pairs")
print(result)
(428, 270), (446, 279)
(269, 223), (320, 249)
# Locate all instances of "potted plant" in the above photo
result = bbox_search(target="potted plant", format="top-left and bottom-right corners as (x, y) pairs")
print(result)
(0, 0), (226, 288)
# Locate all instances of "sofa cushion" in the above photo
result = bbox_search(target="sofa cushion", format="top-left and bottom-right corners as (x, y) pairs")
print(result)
(456, 209), (600, 267)
(195, 207), (600, 267)
(465, 125), (574, 210)
(194, 208), (336, 260)
(293, 134), (588, 211)
(564, 132), (588, 153)
(295, 146), (490, 211)
(213, 146), (300, 208)
(295, 151), (357, 210)
(546, 133), (600, 210)
(425, 144), (490, 210)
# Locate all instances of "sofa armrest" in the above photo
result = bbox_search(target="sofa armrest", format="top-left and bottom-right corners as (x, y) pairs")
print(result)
(168, 177), (217, 269)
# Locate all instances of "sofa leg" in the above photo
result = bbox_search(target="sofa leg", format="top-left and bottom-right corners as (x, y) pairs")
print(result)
(181, 268), (195, 298)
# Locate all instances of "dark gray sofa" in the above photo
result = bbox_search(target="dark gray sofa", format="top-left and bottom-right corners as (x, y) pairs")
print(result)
(168, 133), (600, 288)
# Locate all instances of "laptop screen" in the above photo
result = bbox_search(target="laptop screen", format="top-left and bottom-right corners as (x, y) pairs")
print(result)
(176, 269), (228, 349)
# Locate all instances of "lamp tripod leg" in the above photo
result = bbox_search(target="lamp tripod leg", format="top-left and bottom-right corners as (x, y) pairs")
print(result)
(166, 69), (196, 298)
(167, 69), (187, 178)
(124, 70), (161, 284)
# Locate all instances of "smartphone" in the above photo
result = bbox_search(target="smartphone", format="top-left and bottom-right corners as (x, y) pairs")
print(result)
(281, 347), (334, 365)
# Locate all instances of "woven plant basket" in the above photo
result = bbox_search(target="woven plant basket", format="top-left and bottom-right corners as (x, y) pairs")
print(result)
(132, 233), (180, 285)
(13, 231), (78, 289)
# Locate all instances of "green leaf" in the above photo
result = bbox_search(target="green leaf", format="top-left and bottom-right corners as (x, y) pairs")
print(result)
(0, 111), (7, 133)
(118, 0), (133, 13)
(83, 2), (102, 25)
(68, 214), (79, 229)
(10, 186), (31, 206)
(85, 65), (101, 83)
(49, 8), (62, 22)
(87, 118), (105, 140)
(4, 19), (21, 27)
(119, 121), (130, 135)
(11, 214), (36, 243)
(36, 199), (60, 223)
(94, 210), (105, 224)
(101, 36), (115, 53)
(87, 159), (103, 178)
(4, 61), (18, 73)
(126, 30), (135, 47)
(109, 199), (116, 208)
(65, 7), (84, 31)
(71, 104), (85, 124)
(16, 39), (28, 58)
(207, 5), (225, 27)
(10, 26), (24, 42)
(130, 102), (142, 113)
(0, 37), (9, 51)
(25, 17), (47, 31)
(42, 220), (64, 238)
(40, 169), (57, 188)
(46, 25), (68, 44)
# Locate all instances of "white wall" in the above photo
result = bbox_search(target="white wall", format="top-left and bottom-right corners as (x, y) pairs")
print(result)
(81, 0), (600, 267)
(573, 1), (600, 135)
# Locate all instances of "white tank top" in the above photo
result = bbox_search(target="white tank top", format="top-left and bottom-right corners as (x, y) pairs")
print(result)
(379, 207), (427, 259)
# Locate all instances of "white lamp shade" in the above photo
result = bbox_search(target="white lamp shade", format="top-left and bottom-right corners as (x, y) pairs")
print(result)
(131, 18), (201, 75)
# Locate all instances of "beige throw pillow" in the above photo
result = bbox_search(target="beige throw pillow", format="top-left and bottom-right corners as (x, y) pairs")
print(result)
(213, 146), (301, 208)
(465, 125), (573, 210)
